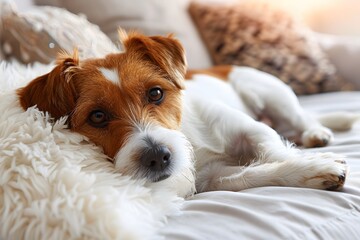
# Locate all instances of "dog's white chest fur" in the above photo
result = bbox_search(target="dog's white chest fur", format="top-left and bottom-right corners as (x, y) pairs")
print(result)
(181, 73), (251, 170)
(184, 74), (248, 112)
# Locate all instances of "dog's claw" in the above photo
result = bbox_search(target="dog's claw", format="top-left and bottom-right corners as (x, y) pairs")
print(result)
(302, 127), (334, 148)
(302, 153), (348, 191)
(324, 169), (347, 191)
(321, 138), (329, 145)
(335, 159), (347, 165)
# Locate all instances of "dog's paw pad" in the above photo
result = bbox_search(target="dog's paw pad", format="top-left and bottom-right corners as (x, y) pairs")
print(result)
(302, 127), (334, 148)
(323, 171), (347, 191)
(302, 154), (348, 191)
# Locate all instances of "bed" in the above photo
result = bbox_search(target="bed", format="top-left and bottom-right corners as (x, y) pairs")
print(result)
(160, 92), (360, 239)
(1, 0), (360, 239)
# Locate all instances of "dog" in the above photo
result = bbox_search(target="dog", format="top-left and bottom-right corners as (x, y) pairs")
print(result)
(16, 31), (357, 198)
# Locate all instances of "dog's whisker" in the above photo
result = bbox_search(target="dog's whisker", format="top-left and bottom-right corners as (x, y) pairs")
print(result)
(180, 172), (193, 183)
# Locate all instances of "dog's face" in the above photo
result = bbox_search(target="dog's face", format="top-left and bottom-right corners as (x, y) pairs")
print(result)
(17, 32), (195, 195)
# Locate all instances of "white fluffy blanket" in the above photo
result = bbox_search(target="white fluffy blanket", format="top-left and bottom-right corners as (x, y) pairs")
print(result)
(0, 62), (182, 240)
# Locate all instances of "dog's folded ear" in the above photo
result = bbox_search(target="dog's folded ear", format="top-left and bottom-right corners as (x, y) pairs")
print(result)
(119, 29), (187, 89)
(17, 50), (80, 120)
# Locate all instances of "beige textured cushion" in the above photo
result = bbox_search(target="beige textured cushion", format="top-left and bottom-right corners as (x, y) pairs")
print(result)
(0, 2), (118, 64)
(34, 0), (212, 69)
(189, 1), (352, 95)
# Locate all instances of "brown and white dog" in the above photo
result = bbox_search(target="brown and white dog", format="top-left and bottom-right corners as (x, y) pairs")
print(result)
(17, 31), (356, 197)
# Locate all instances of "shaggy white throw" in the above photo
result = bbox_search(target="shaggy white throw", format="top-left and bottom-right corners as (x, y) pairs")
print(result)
(0, 62), (182, 240)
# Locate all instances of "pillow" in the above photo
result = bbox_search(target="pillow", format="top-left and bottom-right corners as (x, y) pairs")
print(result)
(34, 0), (213, 69)
(0, 2), (118, 64)
(189, 1), (353, 95)
(316, 33), (360, 90)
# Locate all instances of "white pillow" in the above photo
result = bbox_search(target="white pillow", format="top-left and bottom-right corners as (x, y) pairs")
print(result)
(315, 32), (360, 90)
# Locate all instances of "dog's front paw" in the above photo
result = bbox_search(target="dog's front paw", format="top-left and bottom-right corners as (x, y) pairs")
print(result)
(320, 160), (347, 191)
(301, 126), (334, 148)
(303, 153), (348, 190)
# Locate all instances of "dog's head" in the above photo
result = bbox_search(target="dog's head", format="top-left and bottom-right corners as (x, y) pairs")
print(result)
(17, 31), (195, 197)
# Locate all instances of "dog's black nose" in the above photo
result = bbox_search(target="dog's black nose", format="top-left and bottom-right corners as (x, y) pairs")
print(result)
(140, 145), (171, 171)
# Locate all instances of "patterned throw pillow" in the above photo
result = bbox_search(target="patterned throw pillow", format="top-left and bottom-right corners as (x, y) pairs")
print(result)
(189, 1), (352, 95)
(0, 2), (118, 64)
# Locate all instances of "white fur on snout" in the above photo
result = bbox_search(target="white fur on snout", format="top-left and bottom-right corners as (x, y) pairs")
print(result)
(114, 124), (195, 198)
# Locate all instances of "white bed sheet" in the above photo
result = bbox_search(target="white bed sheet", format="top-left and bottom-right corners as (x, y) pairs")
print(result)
(160, 92), (360, 240)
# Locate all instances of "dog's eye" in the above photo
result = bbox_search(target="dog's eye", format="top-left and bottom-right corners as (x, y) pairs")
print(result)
(88, 110), (109, 128)
(148, 87), (164, 104)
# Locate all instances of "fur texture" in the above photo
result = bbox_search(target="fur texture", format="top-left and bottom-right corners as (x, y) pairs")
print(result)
(0, 61), (182, 240)
(1, 33), (356, 239)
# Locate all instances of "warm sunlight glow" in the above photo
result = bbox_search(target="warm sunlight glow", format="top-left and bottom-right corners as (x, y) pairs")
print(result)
(265, 0), (339, 16)
(265, 0), (360, 36)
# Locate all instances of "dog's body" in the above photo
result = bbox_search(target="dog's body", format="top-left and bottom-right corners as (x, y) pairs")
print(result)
(183, 66), (350, 193)
(16, 32), (356, 197)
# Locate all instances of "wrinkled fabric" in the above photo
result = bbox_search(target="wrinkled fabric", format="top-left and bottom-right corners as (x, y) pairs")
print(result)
(161, 92), (360, 240)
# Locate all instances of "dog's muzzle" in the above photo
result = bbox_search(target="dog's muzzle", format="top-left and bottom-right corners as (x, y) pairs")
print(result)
(139, 144), (172, 181)
(115, 125), (192, 185)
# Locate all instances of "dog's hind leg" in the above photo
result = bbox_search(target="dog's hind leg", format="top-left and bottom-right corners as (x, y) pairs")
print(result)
(196, 155), (347, 192)
(229, 66), (333, 148)
(183, 100), (347, 192)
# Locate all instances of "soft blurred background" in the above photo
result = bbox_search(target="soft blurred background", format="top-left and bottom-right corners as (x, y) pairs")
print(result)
(11, 0), (360, 36)
(267, 0), (360, 36)
(1, 0), (360, 93)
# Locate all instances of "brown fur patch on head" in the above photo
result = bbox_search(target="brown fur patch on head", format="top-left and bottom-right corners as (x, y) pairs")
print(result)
(18, 32), (186, 160)
(68, 48), (184, 158)
(119, 29), (187, 89)
(185, 65), (233, 81)
(17, 49), (80, 119)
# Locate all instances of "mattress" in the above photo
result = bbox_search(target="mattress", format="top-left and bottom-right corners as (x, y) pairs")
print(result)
(160, 92), (360, 240)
